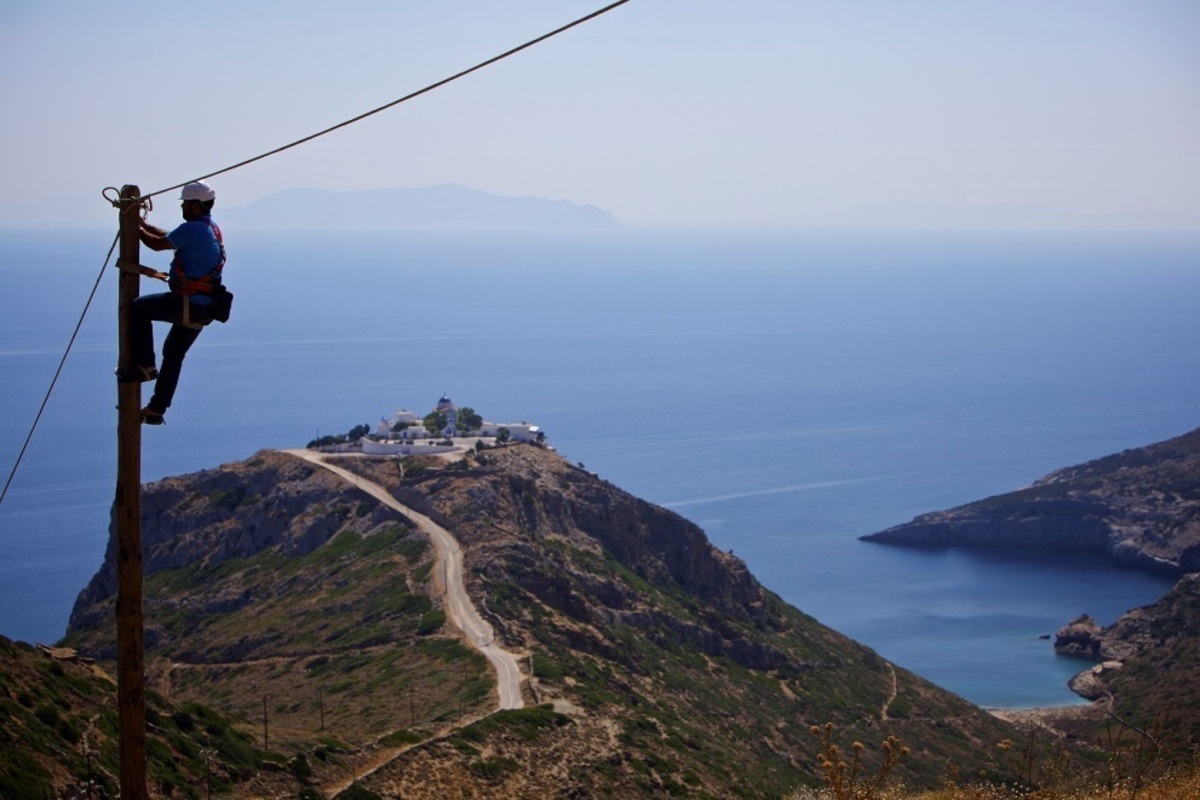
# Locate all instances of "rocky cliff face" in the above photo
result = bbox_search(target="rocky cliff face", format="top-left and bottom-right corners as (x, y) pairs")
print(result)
(861, 427), (1200, 575)
(387, 446), (775, 656)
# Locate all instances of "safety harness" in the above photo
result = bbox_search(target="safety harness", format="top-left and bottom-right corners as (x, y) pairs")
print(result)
(114, 220), (229, 329)
(170, 221), (225, 297)
(170, 221), (226, 329)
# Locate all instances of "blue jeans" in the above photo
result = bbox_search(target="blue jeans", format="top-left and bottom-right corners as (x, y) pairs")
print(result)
(132, 292), (211, 413)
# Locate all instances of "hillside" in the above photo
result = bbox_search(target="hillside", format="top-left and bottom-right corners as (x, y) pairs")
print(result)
(63, 445), (1019, 798)
(861, 427), (1200, 575)
(0, 636), (281, 798)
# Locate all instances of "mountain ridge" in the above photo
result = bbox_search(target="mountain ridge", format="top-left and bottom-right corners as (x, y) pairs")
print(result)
(219, 184), (620, 230)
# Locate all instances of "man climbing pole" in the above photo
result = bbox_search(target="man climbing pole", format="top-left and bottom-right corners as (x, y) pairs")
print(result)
(119, 180), (230, 425)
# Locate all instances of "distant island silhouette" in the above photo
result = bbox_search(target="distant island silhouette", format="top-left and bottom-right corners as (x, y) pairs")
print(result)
(220, 184), (620, 230)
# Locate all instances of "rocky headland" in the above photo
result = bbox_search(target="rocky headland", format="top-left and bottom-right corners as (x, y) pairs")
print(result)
(60, 444), (1021, 798)
(860, 427), (1200, 576)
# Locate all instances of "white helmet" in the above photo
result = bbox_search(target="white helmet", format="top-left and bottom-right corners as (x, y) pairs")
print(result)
(181, 181), (216, 203)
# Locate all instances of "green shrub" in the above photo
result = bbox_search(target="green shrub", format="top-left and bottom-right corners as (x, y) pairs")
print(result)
(339, 785), (383, 800)
(416, 609), (446, 635)
(469, 757), (519, 780)
(379, 729), (423, 747)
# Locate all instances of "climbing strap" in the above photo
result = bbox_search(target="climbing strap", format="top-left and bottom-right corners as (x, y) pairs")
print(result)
(114, 260), (204, 328)
(180, 298), (204, 330)
(116, 259), (168, 282)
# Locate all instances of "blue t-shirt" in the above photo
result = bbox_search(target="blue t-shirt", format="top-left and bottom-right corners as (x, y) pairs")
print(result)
(167, 215), (223, 305)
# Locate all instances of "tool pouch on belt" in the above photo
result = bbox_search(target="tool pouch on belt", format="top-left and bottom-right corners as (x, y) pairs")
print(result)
(208, 285), (233, 323)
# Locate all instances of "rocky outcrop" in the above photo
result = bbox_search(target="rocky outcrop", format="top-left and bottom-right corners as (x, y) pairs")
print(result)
(1066, 660), (1124, 701)
(1054, 615), (1107, 660)
(1056, 575), (1200, 663)
(862, 427), (1200, 575)
(1054, 614), (1141, 662)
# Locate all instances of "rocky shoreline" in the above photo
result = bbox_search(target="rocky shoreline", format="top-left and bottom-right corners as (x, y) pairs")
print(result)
(988, 573), (1200, 744)
(990, 702), (1107, 732)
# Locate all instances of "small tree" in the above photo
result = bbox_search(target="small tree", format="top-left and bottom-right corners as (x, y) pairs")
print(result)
(496, 427), (511, 445)
(347, 423), (370, 441)
(307, 434), (346, 449)
(423, 411), (447, 435)
(457, 407), (483, 431)
(391, 421), (410, 433)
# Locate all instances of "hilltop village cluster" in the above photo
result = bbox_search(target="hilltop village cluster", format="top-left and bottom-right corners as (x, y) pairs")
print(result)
(311, 395), (545, 456)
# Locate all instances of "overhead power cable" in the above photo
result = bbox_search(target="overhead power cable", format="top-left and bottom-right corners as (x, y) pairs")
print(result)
(2, 1), (631, 506)
(138, 0), (632, 202)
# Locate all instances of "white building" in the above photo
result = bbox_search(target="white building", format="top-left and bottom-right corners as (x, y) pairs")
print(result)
(363, 395), (546, 452)
(373, 409), (424, 440)
(360, 438), (458, 456)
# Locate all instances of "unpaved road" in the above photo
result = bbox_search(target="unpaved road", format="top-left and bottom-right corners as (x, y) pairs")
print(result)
(283, 449), (524, 710)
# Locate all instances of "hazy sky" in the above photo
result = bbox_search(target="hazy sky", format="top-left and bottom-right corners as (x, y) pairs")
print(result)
(3, 1), (1198, 229)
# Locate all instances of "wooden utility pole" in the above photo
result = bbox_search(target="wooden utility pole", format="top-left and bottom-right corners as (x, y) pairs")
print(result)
(115, 184), (148, 800)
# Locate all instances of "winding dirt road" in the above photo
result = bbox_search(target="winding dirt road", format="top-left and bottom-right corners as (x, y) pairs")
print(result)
(283, 449), (524, 711)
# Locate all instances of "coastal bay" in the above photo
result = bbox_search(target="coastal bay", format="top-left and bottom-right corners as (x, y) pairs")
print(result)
(1, 227), (1196, 707)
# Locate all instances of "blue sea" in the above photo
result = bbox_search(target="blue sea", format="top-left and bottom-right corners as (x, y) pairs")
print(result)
(2, 226), (1196, 708)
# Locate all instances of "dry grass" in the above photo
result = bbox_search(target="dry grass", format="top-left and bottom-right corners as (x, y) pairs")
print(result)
(787, 721), (1199, 800)
(904, 767), (1200, 800)
(806, 723), (909, 800)
(787, 768), (1200, 800)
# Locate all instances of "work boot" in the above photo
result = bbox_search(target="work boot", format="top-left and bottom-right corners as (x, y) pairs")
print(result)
(140, 406), (166, 426)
